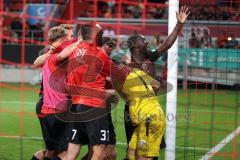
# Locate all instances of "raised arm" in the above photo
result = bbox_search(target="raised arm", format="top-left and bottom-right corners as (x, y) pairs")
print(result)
(155, 6), (190, 57)
(33, 50), (51, 68)
(56, 41), (79, 61)
(33, 41), (62, 68)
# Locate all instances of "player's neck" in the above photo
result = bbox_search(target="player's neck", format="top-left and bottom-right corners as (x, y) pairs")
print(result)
(83, 39), (93, 43)
(132, 52), (144, 63)
(82, 39), (98, 46)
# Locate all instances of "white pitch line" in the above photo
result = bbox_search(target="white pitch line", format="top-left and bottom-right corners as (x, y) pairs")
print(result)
(0, 135), (43, 140)
(176, 147), (210, 151)
(200, 126), (240, 160)
(0, 101), (35, 105)
(0, 135), (209, 151)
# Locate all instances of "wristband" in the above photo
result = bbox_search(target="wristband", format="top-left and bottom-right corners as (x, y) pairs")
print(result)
(177, 21), (184, 25)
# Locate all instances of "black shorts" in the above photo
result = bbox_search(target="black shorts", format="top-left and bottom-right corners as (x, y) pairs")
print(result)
(67, 104), (116, 146)
(124, 103), (166, 149)
(35, 97), (43, 115)
(35, 96), (68, 151)
(40, 114), (68, 152)
(36, 97), (44, 134)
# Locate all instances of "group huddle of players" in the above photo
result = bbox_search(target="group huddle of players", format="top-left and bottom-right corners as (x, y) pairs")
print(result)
(31, 6), (190, 160)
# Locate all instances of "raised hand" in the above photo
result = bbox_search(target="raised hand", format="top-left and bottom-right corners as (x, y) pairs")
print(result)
(176, 5), (190, 24)
(50, 41), (62, 52)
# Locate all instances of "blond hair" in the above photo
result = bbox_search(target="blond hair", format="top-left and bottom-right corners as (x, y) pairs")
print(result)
(48, 26), (68, 42)
(58, 24), (74, 30)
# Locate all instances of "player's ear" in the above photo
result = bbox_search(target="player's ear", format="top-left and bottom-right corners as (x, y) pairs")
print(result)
(96, 30), (103, 47)
(127, 39), (133, 50)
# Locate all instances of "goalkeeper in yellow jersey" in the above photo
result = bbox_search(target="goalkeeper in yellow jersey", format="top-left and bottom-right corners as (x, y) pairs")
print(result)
(109, 61), (165, 159)
(110, 6), (190, 160)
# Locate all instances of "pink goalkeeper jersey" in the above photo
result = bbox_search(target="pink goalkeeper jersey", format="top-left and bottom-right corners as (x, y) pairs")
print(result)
(42, 53), (68, 114)
(41, 39), (77, 114)
(41, 39), (76, 114)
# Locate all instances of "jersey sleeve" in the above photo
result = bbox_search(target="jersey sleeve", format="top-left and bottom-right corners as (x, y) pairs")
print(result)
(51, 54), (60, 66)
(98, 50), (111, 77)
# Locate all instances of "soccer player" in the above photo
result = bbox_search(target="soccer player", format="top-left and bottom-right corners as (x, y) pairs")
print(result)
(32, 26), (74, 160)
(57, 23), (115, 160)
(124, 6), (190, 160)
(41, 26), (74, 160)
(32, 24), (74, 160)
(110, 64), (165, 160)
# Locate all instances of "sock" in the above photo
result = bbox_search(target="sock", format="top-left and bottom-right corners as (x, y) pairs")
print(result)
(44, 157), (51, 160)
(52, 156), (61, 160)
(31, 156), (40, 160)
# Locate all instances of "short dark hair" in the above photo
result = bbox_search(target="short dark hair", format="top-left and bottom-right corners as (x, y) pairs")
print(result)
(127, 34), (144, 52)
(73, 23), (81, 38)
(102, 37), (116, 47)
(79, 23), (94, 41)
(102, 37), (111, 46)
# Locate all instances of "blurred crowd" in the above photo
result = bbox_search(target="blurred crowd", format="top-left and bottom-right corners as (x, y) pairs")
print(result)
(188, 27), (239, 49)
(79, 0), (239, 21)
(1, 0), (239, 48)
(2, 15), (44, 43)
(189, 27), (212, 48)
(188, 6), (240, 21)
(3, 0), (240, 21)
(3, 0), (67, 11)
(217, 32), (239, 49)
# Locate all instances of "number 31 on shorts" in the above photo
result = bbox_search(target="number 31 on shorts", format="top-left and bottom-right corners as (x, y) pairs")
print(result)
(100, 130), (109, 141)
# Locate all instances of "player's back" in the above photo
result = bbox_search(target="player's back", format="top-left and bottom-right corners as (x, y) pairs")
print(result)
(67, 41), (111, 108)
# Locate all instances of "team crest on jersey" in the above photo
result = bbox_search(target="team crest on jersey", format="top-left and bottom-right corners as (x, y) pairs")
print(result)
(139, 139), (147, 151)
(75, 48), (87, 57)
(141, 63), (148, 70)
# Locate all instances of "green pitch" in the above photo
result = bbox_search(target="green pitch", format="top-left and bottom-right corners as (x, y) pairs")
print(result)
(0, 83), (239, 160)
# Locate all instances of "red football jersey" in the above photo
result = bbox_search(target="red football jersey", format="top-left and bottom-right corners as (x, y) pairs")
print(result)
(67, 41), (111, 108)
